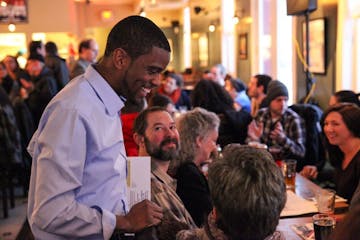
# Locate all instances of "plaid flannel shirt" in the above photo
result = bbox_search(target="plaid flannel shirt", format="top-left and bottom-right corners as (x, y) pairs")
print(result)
(250, 107), (306, 159)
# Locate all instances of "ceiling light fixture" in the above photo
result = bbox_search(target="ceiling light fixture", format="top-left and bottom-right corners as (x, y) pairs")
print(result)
(208, 23), (215, 32)
(171, 20), (180, 34)
(8, 23), (15, 32)
(139, 7), (146, 17)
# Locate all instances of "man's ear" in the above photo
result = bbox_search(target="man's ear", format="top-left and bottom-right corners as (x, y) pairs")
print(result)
(112, 48), (129, 70)
(259, 85), (264, 93)
(133, 132), (144, 147)
(212, 207), (218, 220)
(195, 136), (202, 148)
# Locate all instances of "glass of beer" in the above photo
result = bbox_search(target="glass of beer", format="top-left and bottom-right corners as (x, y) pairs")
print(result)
(312, 214), (336, 240)
(282, 159), (296, 190)
(316, 188), (336, 214)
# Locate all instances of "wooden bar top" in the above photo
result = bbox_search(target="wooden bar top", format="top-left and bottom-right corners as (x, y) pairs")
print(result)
(276, 174), (348, 239)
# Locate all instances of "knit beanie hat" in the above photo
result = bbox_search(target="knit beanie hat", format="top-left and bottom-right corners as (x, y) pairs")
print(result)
(266, 80), (288, 103)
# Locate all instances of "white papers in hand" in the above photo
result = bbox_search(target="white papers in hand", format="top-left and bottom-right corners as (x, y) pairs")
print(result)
(126, 157), (151, 208)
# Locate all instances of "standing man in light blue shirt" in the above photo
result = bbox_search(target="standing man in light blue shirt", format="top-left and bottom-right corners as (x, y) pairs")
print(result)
(27, 16), (171, 239)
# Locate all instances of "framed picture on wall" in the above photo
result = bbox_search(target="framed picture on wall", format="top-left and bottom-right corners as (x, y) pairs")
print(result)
(0, 0), (28, 23)
(239, 33), (248, 60)
(302, 18), (326, 74)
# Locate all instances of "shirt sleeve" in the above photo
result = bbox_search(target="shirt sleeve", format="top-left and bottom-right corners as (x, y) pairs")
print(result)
(28, 106), (116, 239)
(280, 114), (306, 159)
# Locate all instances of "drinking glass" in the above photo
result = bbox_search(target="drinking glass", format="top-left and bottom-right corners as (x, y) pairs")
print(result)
(312, 213), (336, 240)
(316, 188), (336, 214)
(281, 159), (297, 190)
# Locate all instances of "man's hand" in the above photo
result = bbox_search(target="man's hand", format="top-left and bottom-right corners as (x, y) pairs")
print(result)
(269, 121), (285, 143)
(116, 200), (163, 233)
(300, 165), (318, 179)
(247, 120), (263, 141)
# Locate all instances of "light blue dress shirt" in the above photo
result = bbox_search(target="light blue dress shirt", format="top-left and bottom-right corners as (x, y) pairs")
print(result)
(235, 90), (251, 113)
(27, 65), (128, 239)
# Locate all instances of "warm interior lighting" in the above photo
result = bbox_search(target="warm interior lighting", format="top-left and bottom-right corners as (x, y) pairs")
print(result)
(171, 20), (180, 34)
(139, 8), (146, 17)
(209, 23), (215, 32)
(101, 10), (113, 21)
(348, 0), (360, 18)
(198, 35), (208, 67)
(242, 17), (253, 24)
(233, 15), (239, 25)
(8, 23), (15, 32)
(0, 1), (7, 7)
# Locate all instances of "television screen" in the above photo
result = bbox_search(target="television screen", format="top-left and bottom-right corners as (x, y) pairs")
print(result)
(0, 0), (28, 23)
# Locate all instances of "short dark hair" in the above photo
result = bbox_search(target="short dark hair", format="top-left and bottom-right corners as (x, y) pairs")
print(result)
(321, 103), (360, 168)
(333, 90), (360, 107)
(254, 74), (272, 94)
(208, 144), (286, 240)
(28, 40), (43, 56)
(228, 78), (246, 92)
(78, 39), (93, 54)
(149, 94), (173, 108)
(133, 106), (168, 136)
(104, 16), (171, 60)
(167, 73), (183, 87)
(45, 41), (58, 55)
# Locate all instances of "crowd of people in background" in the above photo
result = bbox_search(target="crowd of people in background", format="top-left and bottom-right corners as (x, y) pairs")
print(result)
(1, 15), (360, 239)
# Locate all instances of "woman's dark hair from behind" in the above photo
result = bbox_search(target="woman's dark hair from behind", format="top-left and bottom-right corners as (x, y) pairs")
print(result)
(333, 90), (360, 107)
(191, 79), (234, 114)
(321, 103), (360, 168)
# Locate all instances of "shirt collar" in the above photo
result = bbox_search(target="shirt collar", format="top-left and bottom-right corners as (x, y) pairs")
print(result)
(151, 160), (177, 190)
(84, 64), (124, 115)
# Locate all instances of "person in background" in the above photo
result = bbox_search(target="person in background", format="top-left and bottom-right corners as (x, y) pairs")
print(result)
(70, 38), (99, 79)
(201, 69), (212, 81)
(133, 107), (196, 239)
(28, 40), (46, 58)
(247, 80), (305, 164)
(329, 204), (360, 240)
(301, 90), (359, 180)
(209, 63), (226, 87)
(2, 55), (29, 100)
(148, 93), (177, 118)
(247, 74), (272, 117)
(23, 54), (58, 126)
(350, 180), (360, 210)
(224, 76), (251, 112)
(158, 72), (191, 111)
(302, 104), (360, 201)
(45, 41), (70, 90)
(329, 90), (360, 107)
(171, 107), (220, 227)
(0, 61), (15, 96)
(192, 79), (252, 148)
(176, 145), (286, 240)
(120, 97), (147, 156)
(27, 16), (170, 239)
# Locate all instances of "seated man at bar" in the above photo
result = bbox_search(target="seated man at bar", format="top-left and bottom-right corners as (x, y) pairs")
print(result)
(247, 80), (306, 164)
(176, 144), (286, 240)
(133, 106), (196, 239)
(247, 74), (272, 117)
